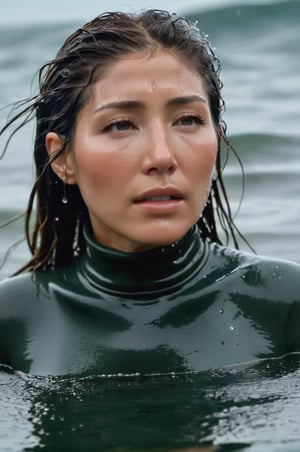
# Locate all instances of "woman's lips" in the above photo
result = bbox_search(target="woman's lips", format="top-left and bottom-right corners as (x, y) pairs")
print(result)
(134, 188), (184, 213)
(134, 187), (184, 203)
(141, 195), (178, 201)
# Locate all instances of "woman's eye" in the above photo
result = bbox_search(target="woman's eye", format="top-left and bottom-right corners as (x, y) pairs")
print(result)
(102, 119), (135, 133)
(175, 115), (205, 127)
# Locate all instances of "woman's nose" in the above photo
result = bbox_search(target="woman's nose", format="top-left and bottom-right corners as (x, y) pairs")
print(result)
(142, 125), (177, 175)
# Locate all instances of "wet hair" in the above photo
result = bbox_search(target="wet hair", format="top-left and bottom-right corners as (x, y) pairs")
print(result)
(1, 9), (249, 273)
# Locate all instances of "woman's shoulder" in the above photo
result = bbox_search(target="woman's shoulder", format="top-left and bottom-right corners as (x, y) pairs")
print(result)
(211, 240), (300, 271)
(0, 272), (35, 290)
(208, 241), (300, 299)
(0, 273), (39, 311)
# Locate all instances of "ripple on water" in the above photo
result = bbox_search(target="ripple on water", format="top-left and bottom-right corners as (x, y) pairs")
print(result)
(1, 355), (300, 451)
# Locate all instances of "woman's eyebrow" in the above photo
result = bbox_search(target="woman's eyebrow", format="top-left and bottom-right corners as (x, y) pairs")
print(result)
(94, 100), (142, 114)
(93, 95), (208, 115)
(167, 95), (208, 107)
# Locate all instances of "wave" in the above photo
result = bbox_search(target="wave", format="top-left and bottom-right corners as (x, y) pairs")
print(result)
(187, 0), (300, 29)
(229, 133), (299, 157)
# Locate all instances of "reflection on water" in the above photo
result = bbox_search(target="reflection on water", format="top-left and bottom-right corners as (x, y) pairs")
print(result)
(1, 355), (300, 451)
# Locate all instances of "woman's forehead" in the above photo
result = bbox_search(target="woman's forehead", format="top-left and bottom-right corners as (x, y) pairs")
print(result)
(88, 50), (206, 102)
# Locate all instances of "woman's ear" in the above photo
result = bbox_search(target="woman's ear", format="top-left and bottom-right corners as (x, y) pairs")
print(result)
(45, 132), (77, 184)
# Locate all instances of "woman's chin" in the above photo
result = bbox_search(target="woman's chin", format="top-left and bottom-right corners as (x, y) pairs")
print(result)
(129, 225), (194, 253)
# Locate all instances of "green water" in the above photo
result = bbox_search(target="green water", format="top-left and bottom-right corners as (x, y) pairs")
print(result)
(2, 355), (300, 451)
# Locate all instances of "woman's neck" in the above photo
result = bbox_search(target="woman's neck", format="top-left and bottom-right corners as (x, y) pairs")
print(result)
(79, 224), (209, 297)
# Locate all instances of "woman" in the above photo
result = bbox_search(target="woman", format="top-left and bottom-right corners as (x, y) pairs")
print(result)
(0, 10), (299, 377)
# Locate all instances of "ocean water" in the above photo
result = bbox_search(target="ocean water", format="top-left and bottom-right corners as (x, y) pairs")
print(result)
(0, 0), (300, 450)
(2, 355), (300, 452)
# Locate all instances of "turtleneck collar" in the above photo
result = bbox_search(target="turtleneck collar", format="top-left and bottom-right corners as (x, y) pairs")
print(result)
(78, 225), (209, 297)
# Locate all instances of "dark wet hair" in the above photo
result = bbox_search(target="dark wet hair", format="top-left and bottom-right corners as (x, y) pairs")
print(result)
(1, 9), (248, 273)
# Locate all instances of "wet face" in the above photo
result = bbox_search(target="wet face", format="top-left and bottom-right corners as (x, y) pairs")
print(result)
(60, 51), (218, 252)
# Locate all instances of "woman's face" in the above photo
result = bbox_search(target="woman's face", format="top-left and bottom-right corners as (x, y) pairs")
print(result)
(66, 50), (218, 252)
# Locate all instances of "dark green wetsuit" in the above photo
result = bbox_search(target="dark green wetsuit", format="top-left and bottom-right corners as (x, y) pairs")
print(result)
(0, 225), (300, 377)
